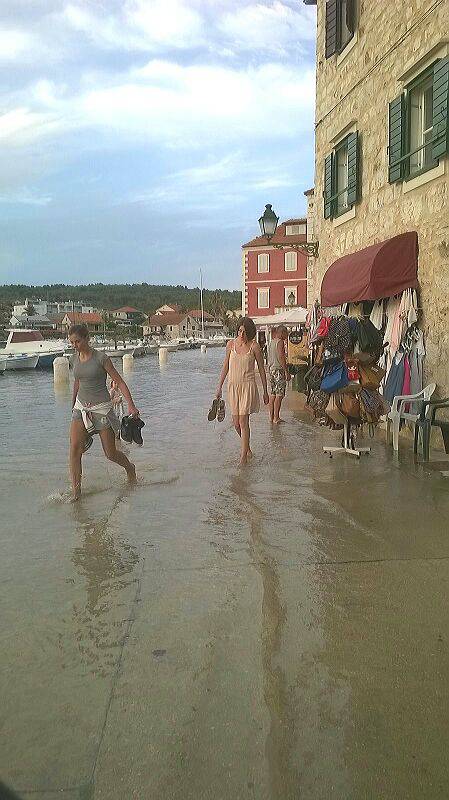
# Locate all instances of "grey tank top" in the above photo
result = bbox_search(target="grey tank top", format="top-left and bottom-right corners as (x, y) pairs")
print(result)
(267, 339), (283, 370)
(72, 349), (110, 405)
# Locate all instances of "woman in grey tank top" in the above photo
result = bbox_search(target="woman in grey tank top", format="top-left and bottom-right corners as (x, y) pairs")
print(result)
(69, 323), (139, 501)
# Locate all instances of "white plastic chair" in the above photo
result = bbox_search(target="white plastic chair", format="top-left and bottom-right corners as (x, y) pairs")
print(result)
(386, 383), (436, 451)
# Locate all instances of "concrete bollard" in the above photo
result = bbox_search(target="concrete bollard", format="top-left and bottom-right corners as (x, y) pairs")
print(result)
(123, 353), (134, 371)
(201, 344), (207, 354)
(53, 356), (69, 384)
(159, 347), (168, 365)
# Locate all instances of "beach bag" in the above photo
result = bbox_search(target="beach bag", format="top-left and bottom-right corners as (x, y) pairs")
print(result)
(337, 392), (361, 420)
(325, 316), (352, 354)
(291, 364), (308, 393)
(314, 317), (331, 341)
(304, 363), (323, 392)
(326, 393), (347, 425)
(359, 389), (390, 424)
(357, 319), (383, 354)
(308, 390), (330, 416)
(320, 360), (349, 393)
(359, 364), (386, 389)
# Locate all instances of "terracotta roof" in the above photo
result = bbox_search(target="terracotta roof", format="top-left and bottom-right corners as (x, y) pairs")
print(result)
(112, 306), (140, 313)
(187, 309), (214, 320)
(242, 220), (307, 248)
(155, 304), (182, 314)
(148, 312), (188, 326)
(63, 312), (103, 324)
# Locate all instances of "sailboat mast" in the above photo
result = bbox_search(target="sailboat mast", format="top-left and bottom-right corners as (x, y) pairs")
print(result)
(199, 268), (205, 339)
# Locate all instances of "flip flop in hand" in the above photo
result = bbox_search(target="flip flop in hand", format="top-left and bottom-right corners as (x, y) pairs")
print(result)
(207, 398), (219, 421)
(217, 399), (226, 422)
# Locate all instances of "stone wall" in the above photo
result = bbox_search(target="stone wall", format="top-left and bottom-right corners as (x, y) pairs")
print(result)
(311, 0), (449, 394)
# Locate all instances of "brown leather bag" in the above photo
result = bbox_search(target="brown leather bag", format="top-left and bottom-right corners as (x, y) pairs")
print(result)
(336, 392), (361, 419)
(359, 364), (386, 389)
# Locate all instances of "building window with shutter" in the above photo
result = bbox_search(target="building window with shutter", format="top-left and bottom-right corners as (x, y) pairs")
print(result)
(257, 253), (270, 273)
(323, 131), (360, 219)
(257, 288), (270, 309)
(389, 57), (449, 183)
(284, 251), (297, 271)
(325, 0), (356, 59)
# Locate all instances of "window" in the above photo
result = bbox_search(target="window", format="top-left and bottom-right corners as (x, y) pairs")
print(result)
(389, 57), (449, 183)
(325, 0), (356, 59)
(257, 253), (269, 273)
(284, 251), (297, 271)
(257, 288), (269, 309)
(285, 223), (306, 235)
(323, 131), (360, 219)
(285, 287), (297, 306)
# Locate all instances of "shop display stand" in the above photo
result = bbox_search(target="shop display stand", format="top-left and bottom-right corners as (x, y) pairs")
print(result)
(323, 419), (370, 459)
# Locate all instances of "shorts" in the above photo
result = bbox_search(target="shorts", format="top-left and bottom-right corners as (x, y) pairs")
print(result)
(71, 407), (120, 434)
(269, 368), (287, 397)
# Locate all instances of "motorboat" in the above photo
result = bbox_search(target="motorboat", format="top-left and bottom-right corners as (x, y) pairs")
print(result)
(175, 338), (193, 350)
(3, 353), (39, 370)
(144, 342), (159, 355)
(0, 329), (68, 367)
(156, 340), (178, 352)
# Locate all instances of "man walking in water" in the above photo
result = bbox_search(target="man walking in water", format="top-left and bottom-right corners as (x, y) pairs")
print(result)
(267, 326), (290, 424)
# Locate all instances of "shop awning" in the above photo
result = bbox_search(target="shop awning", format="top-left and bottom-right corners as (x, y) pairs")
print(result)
(254, 307), (308, 326)
(321, 231), (418, 307)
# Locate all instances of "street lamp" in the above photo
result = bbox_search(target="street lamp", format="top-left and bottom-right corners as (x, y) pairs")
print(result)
(258, 204), (279, 239)
(257, 205), (319, 257)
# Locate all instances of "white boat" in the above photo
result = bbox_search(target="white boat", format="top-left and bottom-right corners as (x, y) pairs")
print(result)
(175, 338), (193, 350)
(1, 329), (68, 367)
(4, 353), (39, 370)
(0, 357), (6, 373)
(157, 340), (178, 352)
(145, 342), (159, 355)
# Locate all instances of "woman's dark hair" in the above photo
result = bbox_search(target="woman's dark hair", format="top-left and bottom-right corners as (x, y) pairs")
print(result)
(238, 316), (257, 341)
(68, 323), (89, 339)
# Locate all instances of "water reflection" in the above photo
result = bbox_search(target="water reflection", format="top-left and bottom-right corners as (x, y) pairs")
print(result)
(70, 499), (139, 677)
(229, 473), (298, 800)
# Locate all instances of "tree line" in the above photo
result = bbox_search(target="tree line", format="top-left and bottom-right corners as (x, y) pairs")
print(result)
(0, 283), (242, 318)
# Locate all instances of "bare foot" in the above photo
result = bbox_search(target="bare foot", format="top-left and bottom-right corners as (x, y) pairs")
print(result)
(247, 449), (253, 459)
(273, 418), (286, 425)
(127, 464), (137, 483)
(70, 488), (81, 503)
(239, 455), (248, 466)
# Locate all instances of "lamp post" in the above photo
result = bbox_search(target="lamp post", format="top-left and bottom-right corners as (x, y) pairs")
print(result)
(257, 205), (319, 257)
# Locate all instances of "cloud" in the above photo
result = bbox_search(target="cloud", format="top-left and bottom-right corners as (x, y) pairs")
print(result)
(219, 1), (316, 55)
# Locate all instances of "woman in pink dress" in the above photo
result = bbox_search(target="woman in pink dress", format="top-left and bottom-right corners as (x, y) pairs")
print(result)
(216, 317), (269, 465)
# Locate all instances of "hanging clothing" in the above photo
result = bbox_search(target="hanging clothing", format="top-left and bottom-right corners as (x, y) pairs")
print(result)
(384, 351), (405, 404)
(369, 299), (384, 330)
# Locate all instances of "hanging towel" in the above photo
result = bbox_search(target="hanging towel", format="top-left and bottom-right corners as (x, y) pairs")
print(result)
(384, 351), (405, 404)
(369, 299), (384, 330)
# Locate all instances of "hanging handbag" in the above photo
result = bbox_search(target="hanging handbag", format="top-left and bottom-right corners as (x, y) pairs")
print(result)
(359, 364), (386, 389)
(340, 357), (361, 394)
(320, 360), (349, 393)
(336, 392), (361, 420)
(304, 363), (323, 392)
(326, 393), (347, 425)
(313, 317), (331, 341)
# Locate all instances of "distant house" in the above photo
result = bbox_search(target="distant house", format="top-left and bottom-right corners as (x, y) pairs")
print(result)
(144, 312), (200, 340)
(12, 299), (97, 317)
(154, 304), (182, 315)
(187, 309), (214, 323)
(10, 313), (55, 330)
(186, 310), (225, 339)
(111, 306), (142, 325)
(61, 312), (103, 333)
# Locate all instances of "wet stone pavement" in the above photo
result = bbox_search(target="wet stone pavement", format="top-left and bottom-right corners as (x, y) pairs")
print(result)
(1, 349), (449, 800)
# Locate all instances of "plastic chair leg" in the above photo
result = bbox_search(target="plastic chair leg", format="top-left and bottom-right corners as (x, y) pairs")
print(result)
(392, 418), (400, 451)
(386, 418), (391, 444)
(413, 424), (419, 455)
(422, 424), (431, 462)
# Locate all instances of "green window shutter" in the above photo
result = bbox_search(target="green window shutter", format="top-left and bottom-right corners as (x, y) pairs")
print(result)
(346, 131), (359, 206)
(325, 0), (338, 59)
(432, 56), (449, 160)
(324, 153), (334, 219)
(388, 94), (405, 183)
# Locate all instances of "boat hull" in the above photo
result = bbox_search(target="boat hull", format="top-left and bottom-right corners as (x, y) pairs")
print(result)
(36, 351), (65, 368)
(4, 354), (39, 370)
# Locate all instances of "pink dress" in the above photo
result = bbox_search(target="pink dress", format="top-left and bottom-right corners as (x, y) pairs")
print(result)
(227, 341), (260, 416)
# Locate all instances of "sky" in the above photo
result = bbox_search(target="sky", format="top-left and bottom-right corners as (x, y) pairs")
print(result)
(0, 0), (317, 290)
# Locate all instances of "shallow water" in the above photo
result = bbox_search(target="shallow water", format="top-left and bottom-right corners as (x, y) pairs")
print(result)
(1, 350), (449, 799)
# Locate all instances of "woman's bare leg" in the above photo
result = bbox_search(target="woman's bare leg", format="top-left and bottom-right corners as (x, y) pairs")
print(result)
(99, 427), (137, 482)
(232, 414), (242, 437)
(239, 415), (250, 465)
(69, 419), (87, 500)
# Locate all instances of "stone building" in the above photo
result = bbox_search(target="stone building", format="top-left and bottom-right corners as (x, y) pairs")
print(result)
(306, 0), (449, 394)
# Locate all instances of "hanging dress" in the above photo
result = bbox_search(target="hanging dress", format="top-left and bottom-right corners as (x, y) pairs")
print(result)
(227, 341), (260, 417)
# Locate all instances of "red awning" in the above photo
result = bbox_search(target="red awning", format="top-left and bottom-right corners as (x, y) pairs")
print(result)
(321, 231), (418, 306)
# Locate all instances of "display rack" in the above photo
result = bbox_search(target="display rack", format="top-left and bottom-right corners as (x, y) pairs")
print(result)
(323, 419), (371, 459)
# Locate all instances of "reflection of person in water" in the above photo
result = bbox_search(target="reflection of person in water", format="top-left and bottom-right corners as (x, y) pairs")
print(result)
(70, 505), (139, 676)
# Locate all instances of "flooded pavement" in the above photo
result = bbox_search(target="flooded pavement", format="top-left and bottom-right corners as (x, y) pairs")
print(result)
(1, 349), (449, 800)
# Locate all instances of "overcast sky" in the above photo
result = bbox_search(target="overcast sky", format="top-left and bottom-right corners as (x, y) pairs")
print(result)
(0, 0), (316, 290)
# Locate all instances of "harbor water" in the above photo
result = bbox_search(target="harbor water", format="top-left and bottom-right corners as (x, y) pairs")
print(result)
(1, 349), (449, 799)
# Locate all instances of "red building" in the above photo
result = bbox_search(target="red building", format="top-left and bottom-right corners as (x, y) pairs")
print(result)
(242, 218), (308, 319)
